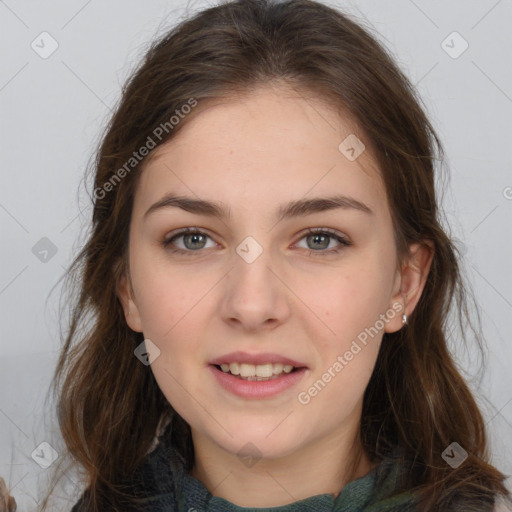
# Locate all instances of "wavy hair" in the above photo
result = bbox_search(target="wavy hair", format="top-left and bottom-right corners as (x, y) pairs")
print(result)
(39, 0), (511, 510)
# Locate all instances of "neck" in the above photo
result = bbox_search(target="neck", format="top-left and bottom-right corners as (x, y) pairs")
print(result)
(189, 427), (376, 508)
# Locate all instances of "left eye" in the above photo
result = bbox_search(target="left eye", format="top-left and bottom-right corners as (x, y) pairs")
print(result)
(295, 228), (350, 254)
(162, 227), (350, 255)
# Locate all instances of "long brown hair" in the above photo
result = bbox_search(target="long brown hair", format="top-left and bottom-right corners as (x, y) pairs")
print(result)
(40, 0), (511, 510)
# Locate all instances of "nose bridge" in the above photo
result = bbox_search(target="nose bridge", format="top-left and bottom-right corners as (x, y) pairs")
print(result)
(220, 233), (289, 328)
(231, 234), (276, 296)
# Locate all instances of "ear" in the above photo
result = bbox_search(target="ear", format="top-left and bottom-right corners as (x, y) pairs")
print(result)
(117, 271), (143, 333)
(385, 241), (434, 333)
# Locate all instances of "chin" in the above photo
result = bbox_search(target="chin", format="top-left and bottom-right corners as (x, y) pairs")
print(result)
(206, 420), (307, 461)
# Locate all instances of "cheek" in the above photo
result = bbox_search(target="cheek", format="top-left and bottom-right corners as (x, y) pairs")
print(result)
(295, 255), (393, 403)
(149, 354), (210, 436)
(130, 251), (210, 340)
(295, 271), (385, 418)
(300, 263), (392, 340)
(129, 249), (210, 394)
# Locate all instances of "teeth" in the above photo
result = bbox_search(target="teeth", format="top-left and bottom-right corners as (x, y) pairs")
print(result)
(239, 363), (254, 377)
(219, 362), (297, 379)
(254, 363), (273, 377)
(272, 363), (284, 375)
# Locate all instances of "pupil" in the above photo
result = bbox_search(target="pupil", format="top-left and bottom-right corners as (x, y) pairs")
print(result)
(309, 234), (328, 250)
(185, 233), (205, 250)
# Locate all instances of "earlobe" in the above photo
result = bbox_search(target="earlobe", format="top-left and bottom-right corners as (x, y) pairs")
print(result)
(117, 273), (143, 333)
(385, 241), (434, 334)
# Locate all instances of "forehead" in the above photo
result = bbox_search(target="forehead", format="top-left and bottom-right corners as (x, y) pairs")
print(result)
(135, 84), (388, 219)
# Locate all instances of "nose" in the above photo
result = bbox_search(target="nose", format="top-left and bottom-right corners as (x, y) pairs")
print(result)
(219, 240), (292, 332)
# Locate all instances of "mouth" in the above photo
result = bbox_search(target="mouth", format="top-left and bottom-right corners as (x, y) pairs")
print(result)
(213, 362), (301, 381)
(208, 352), (308, 399)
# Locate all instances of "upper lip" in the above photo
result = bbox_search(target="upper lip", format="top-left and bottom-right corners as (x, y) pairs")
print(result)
(209, 351), (307, 368)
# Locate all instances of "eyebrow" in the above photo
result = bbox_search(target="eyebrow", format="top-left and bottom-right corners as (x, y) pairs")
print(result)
(143, 193), (373, 222)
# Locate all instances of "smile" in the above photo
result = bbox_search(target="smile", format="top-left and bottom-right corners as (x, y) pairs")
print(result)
(209, 364), (307, 399)
(216, 362), (296, 380)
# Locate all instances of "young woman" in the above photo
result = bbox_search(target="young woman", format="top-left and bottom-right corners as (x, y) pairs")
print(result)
(37, 0), (511, 510)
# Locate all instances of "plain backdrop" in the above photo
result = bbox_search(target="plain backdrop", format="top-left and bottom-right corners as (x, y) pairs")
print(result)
(1, 0), (511, 510)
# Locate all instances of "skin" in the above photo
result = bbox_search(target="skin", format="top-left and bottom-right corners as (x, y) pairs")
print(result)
(118, 83), (433, 507)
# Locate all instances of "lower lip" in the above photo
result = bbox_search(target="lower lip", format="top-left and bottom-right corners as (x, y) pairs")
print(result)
(209, 365), (307, 399)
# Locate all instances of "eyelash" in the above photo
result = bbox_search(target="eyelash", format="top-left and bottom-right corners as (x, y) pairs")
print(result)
(162, 227), (351, 257)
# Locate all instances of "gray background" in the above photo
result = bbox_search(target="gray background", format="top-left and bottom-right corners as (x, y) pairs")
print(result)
(1, 0), (511, 510)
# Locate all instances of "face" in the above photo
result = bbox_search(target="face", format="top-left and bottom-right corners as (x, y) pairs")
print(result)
(118, 84), (411, 462)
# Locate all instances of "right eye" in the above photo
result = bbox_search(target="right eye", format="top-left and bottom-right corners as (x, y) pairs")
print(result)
(162, 228), (217, 254)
